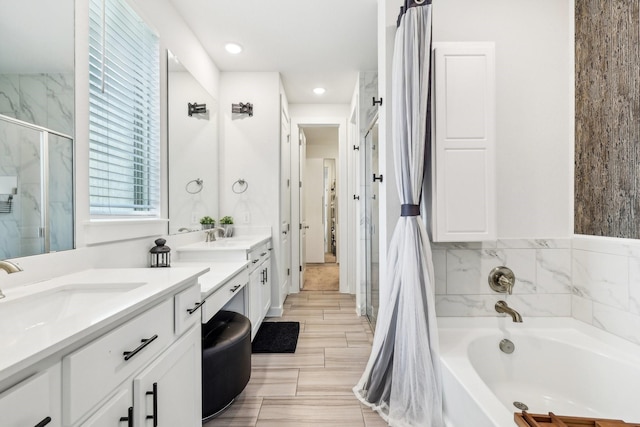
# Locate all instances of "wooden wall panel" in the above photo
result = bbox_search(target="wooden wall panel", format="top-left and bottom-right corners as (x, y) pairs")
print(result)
(575, 0), (640, 238)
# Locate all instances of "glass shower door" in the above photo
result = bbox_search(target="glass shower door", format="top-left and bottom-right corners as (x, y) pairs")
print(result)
(364, 119), (379, 329)
(0, 117), (74, 258)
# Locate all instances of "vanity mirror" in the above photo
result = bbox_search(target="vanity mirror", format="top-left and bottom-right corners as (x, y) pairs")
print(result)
(167, 50), (219, 234)
(0, 0), (75, 259)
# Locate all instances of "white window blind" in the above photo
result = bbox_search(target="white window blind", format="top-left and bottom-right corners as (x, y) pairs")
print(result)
(88, 0), (160, 216)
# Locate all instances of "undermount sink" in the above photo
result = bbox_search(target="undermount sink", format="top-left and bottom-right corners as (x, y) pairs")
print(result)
(184, 238), (255, 249)
(0, 282), (146, 334)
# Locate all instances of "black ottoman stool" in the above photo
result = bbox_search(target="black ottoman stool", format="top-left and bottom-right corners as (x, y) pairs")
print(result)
(201, 310), (252, 420)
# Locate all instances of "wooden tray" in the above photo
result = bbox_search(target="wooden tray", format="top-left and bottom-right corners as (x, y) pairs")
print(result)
(514, 411), (640, 427)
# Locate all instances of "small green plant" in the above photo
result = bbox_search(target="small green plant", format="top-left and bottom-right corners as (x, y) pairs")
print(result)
(199, 216), (215, 225)
(219, 216), (234, 225)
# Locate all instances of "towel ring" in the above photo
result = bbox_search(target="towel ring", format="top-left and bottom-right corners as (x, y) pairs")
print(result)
(186, 178), (203, 194)
(232, 179), (248, 194)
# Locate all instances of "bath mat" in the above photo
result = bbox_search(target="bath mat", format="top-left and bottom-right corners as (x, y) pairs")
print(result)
(251, 321), (300, 353)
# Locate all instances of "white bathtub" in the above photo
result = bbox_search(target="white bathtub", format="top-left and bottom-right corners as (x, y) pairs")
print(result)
(438, 317), (640, 427)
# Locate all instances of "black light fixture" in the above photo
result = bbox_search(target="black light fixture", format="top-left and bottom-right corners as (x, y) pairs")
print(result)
(232, 102), (253, 117)
(188, 102), (207, 117)
(149, 238), (171, 268)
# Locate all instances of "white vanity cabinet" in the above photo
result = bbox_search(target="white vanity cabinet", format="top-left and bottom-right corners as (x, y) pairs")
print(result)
(175, 235), (272, 339)
(0, 363), (62, 427)
(248, 244), (271, 339)
(62, 282), (202, 427)
(132, 326), (201, 427)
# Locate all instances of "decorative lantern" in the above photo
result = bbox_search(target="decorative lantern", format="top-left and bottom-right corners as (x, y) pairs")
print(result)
(149, 238), (171, 268)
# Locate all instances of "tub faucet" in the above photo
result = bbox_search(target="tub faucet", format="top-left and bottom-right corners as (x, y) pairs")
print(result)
(495, 300), (522, 323)
(205, 227), (225, 242)
(0, 260), (23, 300)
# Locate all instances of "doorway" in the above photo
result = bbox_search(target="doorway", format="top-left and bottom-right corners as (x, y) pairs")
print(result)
(300, 126), (339, 291)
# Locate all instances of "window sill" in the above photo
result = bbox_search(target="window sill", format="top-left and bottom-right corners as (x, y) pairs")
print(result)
(83, 218), (169, 246)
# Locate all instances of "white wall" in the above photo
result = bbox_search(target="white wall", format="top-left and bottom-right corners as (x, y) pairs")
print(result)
(433, 0), (574, 239)
(219, 72), (285, 313)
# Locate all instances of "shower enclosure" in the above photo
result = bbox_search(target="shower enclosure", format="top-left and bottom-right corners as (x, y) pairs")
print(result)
(364, 117), (379, 329)
(0, 115), (74, 259)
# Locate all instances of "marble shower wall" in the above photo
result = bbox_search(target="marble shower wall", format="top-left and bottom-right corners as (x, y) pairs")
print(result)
(0, 73), (74, 136)
(433, 239), (573, 317)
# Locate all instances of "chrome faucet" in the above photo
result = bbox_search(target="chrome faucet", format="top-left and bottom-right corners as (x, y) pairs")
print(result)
(0, 260), (23, 300)
(495, 300), (522, 322)
(205, 227), (225, 242)
(489, 266), (516, 294)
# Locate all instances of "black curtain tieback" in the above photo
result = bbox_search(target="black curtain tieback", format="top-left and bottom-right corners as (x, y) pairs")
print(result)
(401, 204), (421, 217)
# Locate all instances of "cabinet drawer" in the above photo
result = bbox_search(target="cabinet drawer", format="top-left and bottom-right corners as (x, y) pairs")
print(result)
(248, 244), (268, 272)
(0, 364), (61, 427)
(174, 284), (202, 336)
(201, 270), (248, 323)
(63, 299), (173, 425)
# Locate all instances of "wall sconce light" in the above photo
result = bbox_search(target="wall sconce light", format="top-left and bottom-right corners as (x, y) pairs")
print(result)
(232, 102), (253, 117)
(188, 102), (207, 117)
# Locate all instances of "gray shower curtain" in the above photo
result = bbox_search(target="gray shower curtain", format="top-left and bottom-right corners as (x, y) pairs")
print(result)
(353, 1), (444, 426)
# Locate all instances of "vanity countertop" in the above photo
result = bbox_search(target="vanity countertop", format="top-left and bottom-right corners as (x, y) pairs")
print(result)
(0, 267), (208, 386)
(175, 234), (271, 253)
(171, 261), (249, 299)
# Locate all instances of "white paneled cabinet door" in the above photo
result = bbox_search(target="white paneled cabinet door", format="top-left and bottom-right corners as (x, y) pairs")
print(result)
(432, 42), (496, 242)
(249, 266), (263, 339)
(80, 387), (131, 427)
(261, 258), (271, 318)
(0, 363), (61, 427)
(133, 326), (201, 427)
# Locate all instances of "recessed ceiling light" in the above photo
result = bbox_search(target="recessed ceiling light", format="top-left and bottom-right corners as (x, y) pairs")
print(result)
(313, 87), (326, 95)
(225, 43), (243, 54)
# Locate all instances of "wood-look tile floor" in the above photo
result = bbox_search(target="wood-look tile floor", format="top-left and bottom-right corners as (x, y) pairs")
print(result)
(203, 291), (388, 427)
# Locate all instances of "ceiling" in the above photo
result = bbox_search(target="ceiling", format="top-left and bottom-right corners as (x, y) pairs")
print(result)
(169, 0), (378, 104)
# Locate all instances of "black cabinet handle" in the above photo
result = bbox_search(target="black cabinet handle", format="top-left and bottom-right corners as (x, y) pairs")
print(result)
(146, 382), (158, 427)
(252, 259), (259, 264)
(230, 284), (241, 293)
(34, 417), (52, 427)
(373, 174), (384, 182)
(264, 268), (268, 283)
(260, 252), (267, 257)
(119, 407), (133, 427)
(186, 300), (205, 315)
(123, 335), (158, 361)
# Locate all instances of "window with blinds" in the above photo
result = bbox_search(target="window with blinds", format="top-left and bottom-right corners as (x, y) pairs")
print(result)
(88, 0), (160, 216)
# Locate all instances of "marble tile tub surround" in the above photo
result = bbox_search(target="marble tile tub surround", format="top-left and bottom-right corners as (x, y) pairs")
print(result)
(433, 235), (640, 346)
(572, 235), (640, 345)
(433, 238), (573, 318)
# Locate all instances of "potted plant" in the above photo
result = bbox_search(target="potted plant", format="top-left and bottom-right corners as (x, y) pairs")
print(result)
(199, 216), (215, 230)
(219, 216), (234, 237)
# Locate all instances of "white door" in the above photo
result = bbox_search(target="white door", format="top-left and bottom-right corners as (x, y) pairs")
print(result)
(133, 327), (201, 427)
(280, 107), (291, 298)
(299, 129), (307, 289)
(305, 158), (325, 263)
